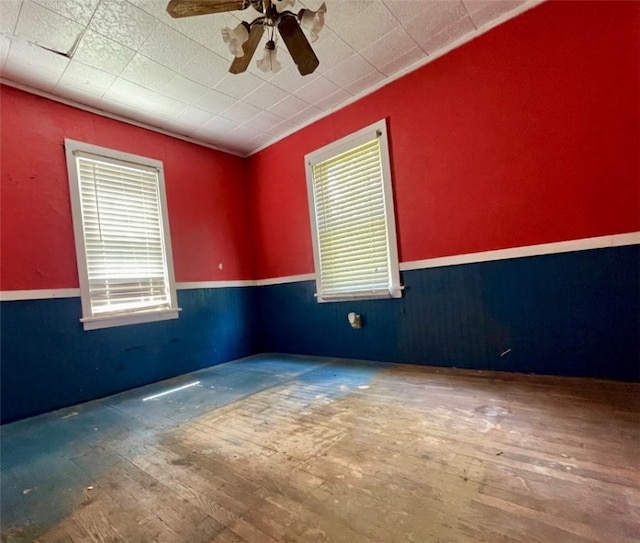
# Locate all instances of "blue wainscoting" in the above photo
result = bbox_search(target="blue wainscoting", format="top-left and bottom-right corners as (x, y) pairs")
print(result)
(255, 245), (640, 382)
(1, 287), (258, 424)
(3, 245), (638, 424)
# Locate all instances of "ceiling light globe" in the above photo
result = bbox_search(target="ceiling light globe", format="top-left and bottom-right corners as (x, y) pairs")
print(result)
(222, 22), (250, 57)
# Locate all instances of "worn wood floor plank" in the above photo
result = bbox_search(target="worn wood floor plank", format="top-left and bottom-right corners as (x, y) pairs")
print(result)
(3, 359), (638, 542)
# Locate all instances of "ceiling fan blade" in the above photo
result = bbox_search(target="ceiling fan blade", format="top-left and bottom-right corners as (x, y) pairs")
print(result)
(277, 15), (319, 76)
(166, 0), (249, 18)
(229, 24), (265, 74)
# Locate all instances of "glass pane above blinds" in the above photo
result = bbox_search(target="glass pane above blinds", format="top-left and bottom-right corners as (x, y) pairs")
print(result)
(76, 155), (172, 316)
(311, 136), (394, 299)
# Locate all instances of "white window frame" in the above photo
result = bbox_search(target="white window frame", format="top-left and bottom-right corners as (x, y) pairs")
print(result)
(305, 119), (402, 303)
(65, 139), (180, 331)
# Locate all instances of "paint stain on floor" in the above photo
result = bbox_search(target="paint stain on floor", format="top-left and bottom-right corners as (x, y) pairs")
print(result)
(2, 356), (639, 543)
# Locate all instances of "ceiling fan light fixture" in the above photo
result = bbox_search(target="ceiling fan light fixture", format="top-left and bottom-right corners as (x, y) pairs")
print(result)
(165, 0), (323, 75)
(273, 0), (296, 14)
(298, 2), (326, 42)
(221, 22), (250, 57)
(256, 39), (283, 73)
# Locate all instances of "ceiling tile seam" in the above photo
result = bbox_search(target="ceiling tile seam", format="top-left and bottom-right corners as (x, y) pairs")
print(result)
(2, 40), (13, 72)
(130, 35), (237, 97)
(117, 54), (186, 95)
(236, 123), (275, 138)
(476, 0), (547, 32)
(320, 3), (405, 59)
(54, 72), (110, 101)
(459, 0), (479, 31)
(248, 0), (546, 156)
(100, 78), (151, 115)
(12, 0), (80, 56)
(131, 0), (245, 31)
(216, 105), (283, 128)
(18, 52), (67, 91)
(87, 38), (153, 87)
(173, 23), (346, 86)
(379, 0), (425, 53)
(165, 103), (207, 126)
(245, 111), (288, 128)
(266, 93), (313, 115)
(131, 7), (256, 74)
(55, 1), (106, 98)
(173, 115), (210, 134)
(419, 14), (475, 55)
(10, 0), (25, 35)
(89, 3), (160, 55)
(127, 0), (159, 19)
(222, 82), (300, 105)
(68, 0), (102, 52)
(322, 51), (385, 91)
(36, 0), (103, 31)
(227, 124), (262, 139)
(5, 0), (546, 157)
(350, 50), (387, 82)
(267, 77), (311, 96)
(0, 77), (247, 157)
(105, 64), (220, 120)
(379, 0), (404, 27)
(312, 27), (359, 76)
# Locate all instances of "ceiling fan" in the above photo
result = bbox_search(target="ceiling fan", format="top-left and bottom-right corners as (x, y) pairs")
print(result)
(166, 0), (327, 76)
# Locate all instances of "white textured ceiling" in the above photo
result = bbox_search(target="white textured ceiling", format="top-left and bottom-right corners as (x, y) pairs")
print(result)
(0, 0), (540, 155)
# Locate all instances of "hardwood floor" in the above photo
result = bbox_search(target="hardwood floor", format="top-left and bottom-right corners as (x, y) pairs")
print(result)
(1, 355), (639, 542)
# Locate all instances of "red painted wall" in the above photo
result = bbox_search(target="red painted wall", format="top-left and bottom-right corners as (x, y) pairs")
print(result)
(1, 85), (254, 290)
(2, 2), (638, 288)
(249, 0), (640, 279)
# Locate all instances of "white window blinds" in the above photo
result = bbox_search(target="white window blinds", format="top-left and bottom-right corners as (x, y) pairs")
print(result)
(306, 120), (401, 302)
(66, 140), (179, 330)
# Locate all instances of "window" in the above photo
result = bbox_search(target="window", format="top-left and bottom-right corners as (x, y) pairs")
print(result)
(305, 119), (402, 303)
(65, 139), (180, 330)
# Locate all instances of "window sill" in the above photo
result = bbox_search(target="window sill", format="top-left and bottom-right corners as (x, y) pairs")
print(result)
(316, 287), (403, 303)
(81, 308), (181, 331)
